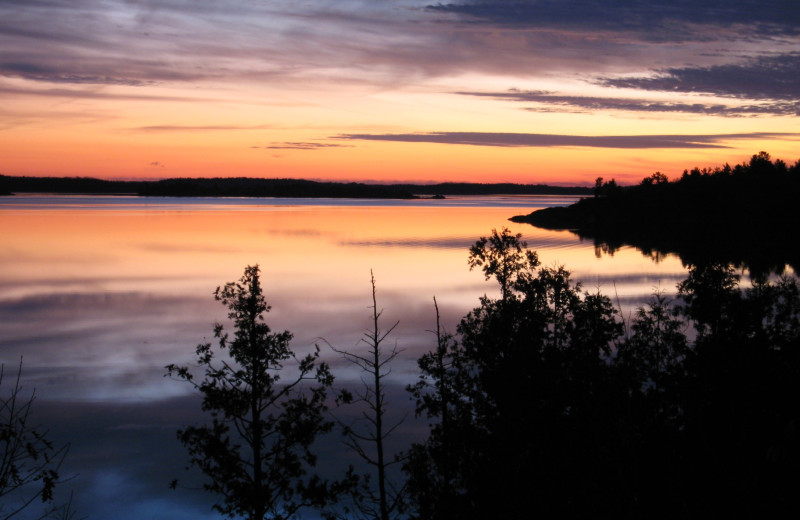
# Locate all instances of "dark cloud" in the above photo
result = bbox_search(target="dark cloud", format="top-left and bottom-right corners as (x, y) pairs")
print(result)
(601, 53), (800, 102)
(334, 131), (800, 149)
(428, 1), (800, 41)
(459, 89), (800, 116)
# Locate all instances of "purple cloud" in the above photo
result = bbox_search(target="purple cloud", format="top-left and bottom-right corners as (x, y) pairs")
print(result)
(458, 89), (800, 116)
(600, 53), (800, 102)
(334, 131), (800, 149)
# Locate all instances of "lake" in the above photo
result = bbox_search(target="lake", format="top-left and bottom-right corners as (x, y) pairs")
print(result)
(0, 194), (688, 519)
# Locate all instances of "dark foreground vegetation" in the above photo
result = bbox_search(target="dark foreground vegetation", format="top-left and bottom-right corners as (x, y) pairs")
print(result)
(511, 152), (800, 274)
(0, 361), (75, 520)
(0, 175), (590, 198)
(159, 229), (799, 520)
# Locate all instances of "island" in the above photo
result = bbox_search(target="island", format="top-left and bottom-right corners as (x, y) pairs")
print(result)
(510, 152), (800, 274)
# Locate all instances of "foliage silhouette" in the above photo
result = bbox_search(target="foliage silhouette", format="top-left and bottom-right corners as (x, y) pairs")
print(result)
(405, 230), (800, 519)
(673, 264), (800, 518)
(328, 272), (407, 520)
(0, 360), (70, 520)
(165, 265), (339, 520)
(406, 228), (625, 519)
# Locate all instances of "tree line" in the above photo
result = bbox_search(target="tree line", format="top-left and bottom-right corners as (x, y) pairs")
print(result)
(0, 175), (590, 199)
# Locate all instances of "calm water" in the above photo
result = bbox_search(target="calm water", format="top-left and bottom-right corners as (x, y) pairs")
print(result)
(0, 194), (687, 519)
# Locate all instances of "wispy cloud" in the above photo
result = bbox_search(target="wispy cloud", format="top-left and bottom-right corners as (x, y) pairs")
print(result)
(135, 125), (274, 132)
(458, 89), (800, 117)
(0, 83), (216, 102)
(255, 142), (354, 150)
(600, 53), (800, 102)
(3, 0), (797, 98)
(428, 1), (800, 41)
(0, 61), (150, 86)
(334, 131), (800, 149)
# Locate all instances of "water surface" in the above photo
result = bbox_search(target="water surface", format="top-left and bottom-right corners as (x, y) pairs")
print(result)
(0, 195), (687, 519)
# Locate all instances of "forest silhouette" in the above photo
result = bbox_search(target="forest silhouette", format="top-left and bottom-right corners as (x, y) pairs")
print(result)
(512, 152), (800, 275)
(163, 228), (800, 520)
(0, 175), (590, 199)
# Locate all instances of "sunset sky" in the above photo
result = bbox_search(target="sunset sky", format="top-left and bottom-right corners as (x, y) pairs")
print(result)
(2, 0), (799, 185)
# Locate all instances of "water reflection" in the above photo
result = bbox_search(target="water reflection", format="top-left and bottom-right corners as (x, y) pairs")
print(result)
(0, 195), (687, 519)
(1, 197), (689, 398)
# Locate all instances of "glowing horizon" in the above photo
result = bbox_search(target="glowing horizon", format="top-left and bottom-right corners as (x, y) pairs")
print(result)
(2, 1), (799, 185)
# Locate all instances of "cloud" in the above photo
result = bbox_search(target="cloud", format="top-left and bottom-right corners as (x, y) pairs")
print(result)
(427, 1), (800, 41)
(2, 0), (798, 145)
(334, 131), (800, 149)
(458, 89), (800, 116)
(149, 161), (164, 167)
(601, 53), (800, 102)
(0, 61), (150, 86)
(3, 0), (796, 98)
(256, 142), (354, 150)
(0, 82), (216, 102)
(136, 125), (274, 132)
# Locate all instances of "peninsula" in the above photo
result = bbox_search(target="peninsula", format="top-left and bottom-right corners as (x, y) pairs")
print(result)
(511, 152), (800, 273)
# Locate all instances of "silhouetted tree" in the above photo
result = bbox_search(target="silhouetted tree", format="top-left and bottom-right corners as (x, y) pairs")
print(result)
(406, 230), (623, 519)
(166, 265), (338, 520)
(617, 290), (689, 396)
(640, 171), (668, 186)
(404, 298), (473, 520)
(594, 176), (604, 197)
(467, 228), (538, 300)
(330, 272), (406, 520)
(0, 360), (69, 520)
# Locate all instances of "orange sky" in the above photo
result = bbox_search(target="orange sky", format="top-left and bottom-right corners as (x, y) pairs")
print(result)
(2, 1), (799, 185)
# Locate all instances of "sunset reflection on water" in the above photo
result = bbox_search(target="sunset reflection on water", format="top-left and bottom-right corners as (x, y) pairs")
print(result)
(0, 195), (687, 519)
(1, 196), (687, 401)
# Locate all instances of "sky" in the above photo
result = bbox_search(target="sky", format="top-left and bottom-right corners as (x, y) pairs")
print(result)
(1, 0), (799, 185)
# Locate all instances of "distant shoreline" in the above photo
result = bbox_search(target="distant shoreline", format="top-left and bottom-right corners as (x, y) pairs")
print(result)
(0, 175), (592, 199)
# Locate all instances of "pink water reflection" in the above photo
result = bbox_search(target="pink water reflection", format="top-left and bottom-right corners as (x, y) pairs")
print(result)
(0, 196), (691, 519)
(1, 197), (686, 402)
